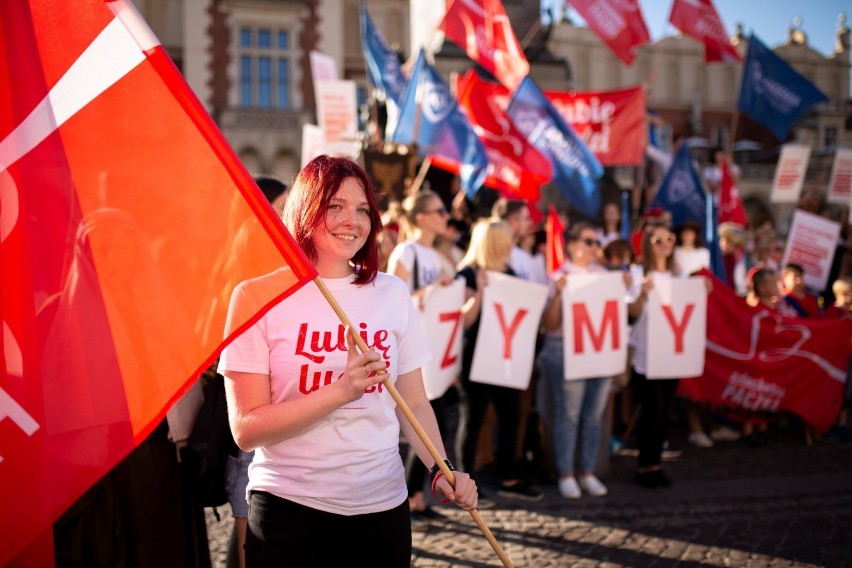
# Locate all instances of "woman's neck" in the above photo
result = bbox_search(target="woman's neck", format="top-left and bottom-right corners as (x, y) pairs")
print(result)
(314, 258), (354, 279)
(652, 258), (668, 273)
(414, 228), (435, 247)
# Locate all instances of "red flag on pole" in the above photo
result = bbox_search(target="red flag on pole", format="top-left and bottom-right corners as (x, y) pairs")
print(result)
(567, 0), (650, 66)
(718, 158), (748, 225)
(438, 0), (529, 91)
(668, 0), (742, 63)
(545, 205), (566, 276)
(452, 70), (552, 203)
(0, 1), (315, 563)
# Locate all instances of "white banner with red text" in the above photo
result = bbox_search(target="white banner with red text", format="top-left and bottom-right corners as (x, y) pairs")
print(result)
(419, 278), (466, 400)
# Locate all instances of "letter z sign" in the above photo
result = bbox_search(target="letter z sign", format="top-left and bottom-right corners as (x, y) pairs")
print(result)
(419, 278), (466, 400)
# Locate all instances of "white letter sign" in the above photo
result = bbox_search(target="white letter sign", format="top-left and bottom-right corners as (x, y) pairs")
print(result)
(782, 209), (841, 292)
(419, 278), (465, 400)
(470, 272), (548, 390)
(562, 272), (628, 380)
(646, 277), (707, 379)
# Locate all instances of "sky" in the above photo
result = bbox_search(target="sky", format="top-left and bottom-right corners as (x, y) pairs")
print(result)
(544, 0), (849, 61)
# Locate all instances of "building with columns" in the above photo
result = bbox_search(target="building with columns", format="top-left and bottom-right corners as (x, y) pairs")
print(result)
(134, 1), (851, 216)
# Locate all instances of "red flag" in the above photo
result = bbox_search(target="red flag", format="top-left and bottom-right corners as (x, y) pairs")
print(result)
(438, 0), (529, 91)
(567, 0), (650, 66)
(0, 2), (315, 563)
(718, 158), (748, 225)
(452, 71), (552, 202)
(668, 0), (742, 63)
(678, 272), (851, 434)
(545, 205), (566, 276)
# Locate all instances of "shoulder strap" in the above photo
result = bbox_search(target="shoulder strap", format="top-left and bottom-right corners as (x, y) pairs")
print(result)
(410, 244), (420, 291)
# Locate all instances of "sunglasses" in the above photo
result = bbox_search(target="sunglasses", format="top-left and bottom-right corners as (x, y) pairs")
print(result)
(424, 207), (449, 216)
(651, 234), (675, 245)
(581, 238), (601, 247)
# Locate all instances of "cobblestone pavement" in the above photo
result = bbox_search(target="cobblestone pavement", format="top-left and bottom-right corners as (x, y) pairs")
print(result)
(206, 427), (852, 567)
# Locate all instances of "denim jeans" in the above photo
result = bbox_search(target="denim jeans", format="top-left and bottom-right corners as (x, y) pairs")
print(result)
(537, 336), (612, 476)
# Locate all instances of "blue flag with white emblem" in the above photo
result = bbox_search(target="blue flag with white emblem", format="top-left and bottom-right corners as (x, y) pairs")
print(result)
(359, 0), (407, 106)
(737, 34), (827, 141)
(651, 144), (706, 228)
(506, 76), (603, 218)
(391, 50), (488, 197)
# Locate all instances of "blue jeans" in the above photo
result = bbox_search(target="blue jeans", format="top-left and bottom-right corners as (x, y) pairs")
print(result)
(537, 336), (612, 476)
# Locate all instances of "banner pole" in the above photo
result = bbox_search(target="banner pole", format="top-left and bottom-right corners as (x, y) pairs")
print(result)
(312, 276), (514, 568)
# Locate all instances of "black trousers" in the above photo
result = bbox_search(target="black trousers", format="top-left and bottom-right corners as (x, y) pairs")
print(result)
(632, 369), (679, 468)
(245, 491), (411, 567)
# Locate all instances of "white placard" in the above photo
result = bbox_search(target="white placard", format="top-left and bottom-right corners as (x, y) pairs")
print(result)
(300, 123), (360, 167)
(309, 50), (338, 85)
(827, 148), (852, 206)
(782, 209), (841, 292)
(470, 272), (548, 390)
(646, 277), (707, 379)
(315, 79), (358, 143)
(770, 144), (811, 203)
(419, 278), (465, 400)
(562, 272), (628, 380)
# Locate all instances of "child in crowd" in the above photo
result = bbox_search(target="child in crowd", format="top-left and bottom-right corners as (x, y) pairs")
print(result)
(822, 276), (852, 440)
(780, 263), (821, 318)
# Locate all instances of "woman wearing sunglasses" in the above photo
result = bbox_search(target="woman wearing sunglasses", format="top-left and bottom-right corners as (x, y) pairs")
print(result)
(539, 223), (625, 499)
(628, 224), (681, 488)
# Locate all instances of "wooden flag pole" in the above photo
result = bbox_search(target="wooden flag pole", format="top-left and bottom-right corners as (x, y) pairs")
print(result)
(312, 276), (514, 568)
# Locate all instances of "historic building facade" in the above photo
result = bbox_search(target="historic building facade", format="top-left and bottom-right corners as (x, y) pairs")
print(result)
(135, 1), (850, 209)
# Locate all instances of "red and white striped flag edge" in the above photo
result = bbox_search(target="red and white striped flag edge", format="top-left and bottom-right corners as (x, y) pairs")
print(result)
(0, 1), (315, 563)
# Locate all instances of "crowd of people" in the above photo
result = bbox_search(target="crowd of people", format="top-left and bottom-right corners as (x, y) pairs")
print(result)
(52, 153), (852, 567)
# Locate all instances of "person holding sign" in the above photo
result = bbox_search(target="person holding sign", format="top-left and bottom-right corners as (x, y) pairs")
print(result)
(455, 218), (543, 502)
(387, 189), (456, 521)
(628, 224), (682, 488)
(218, 156), (477, 567)
(539, 223), (626, 499)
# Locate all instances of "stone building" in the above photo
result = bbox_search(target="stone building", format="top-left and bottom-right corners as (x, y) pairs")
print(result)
(135, 1), (851, 215)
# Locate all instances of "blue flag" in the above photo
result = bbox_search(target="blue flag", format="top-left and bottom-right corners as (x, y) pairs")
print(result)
(706, 201), (728, 284)
(737, 34), (828, 141)
(391, 50), (488, 197)
(359, 0), (407, 106)
(651, 144), (706, 228)
(506, 76), (603, 218)
(620, 190), (631, 241)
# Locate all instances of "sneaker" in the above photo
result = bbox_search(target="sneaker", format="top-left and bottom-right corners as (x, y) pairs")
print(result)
(558, 476), (581, 499)
(688, 431), (714, 448)
(661, 441), (682, 461)
(578, 475), (608, 497)
(498, 481), (543, 502)
(710, 425), (742, 442)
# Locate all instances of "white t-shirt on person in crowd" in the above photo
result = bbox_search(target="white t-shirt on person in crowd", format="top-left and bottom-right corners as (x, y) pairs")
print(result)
(387, 241), (444, 292)
(218, 272), (432, 516)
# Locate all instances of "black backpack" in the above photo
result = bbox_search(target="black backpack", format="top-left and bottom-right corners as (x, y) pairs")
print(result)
(185, 372), (238, 519)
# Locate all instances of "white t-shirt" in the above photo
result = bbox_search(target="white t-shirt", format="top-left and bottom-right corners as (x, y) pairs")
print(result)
(387, 241), (444, 292)
(218, 272), (432, 516)
(510, 246), (537, 282)
(674, 247), (710, 276)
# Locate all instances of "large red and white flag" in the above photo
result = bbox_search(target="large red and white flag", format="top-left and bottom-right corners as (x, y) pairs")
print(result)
(567, 0), (650, 66)
(0, 1), (315, 563)
(718, 157), (748, 225)
(452, 71), (552, 202)
(679, 272), (852, 434)
(438, 0), (529, 91)
(668, 0), (742, 63)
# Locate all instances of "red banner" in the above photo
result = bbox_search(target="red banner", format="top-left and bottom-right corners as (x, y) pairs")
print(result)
(0, 2), (315, 563)
(545, 86), (647, 166)
(452, 71), (552, 202)
(678, 273), (851, 433)
(439, 0), (529, 91)
(668, 0), (741, 63)
(567, 0), (650, 65)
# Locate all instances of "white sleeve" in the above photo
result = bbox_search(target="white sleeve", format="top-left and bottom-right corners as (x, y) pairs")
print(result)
(218, 286), (270, 375)
(387, 243), (414, 275)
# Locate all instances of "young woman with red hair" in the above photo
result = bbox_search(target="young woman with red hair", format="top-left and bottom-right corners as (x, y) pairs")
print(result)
(218, 155), (477, 567)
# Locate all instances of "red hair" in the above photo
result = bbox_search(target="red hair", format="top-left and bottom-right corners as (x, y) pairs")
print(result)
(283, 155), (382, 285)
